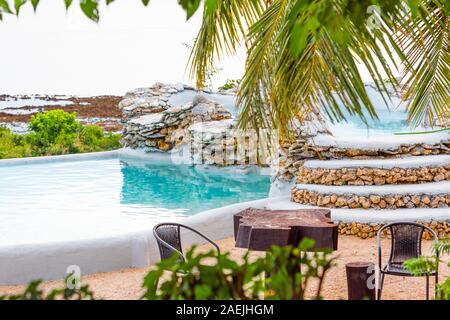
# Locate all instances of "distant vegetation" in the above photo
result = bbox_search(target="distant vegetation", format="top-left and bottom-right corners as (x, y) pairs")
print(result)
(0, 110), (121, 159)
(218, 79), (241, 91)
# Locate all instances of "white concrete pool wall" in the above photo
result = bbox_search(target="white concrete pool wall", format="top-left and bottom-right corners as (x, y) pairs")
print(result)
(0, 149), (272, 285)
(1, 148), (449, 285)
(0, 196), (278, 285)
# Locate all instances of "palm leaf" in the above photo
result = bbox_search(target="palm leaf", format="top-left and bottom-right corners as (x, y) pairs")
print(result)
(237, 0), (400, 142)
(393, 0), (449, 127)
(188, 0), (265, 89)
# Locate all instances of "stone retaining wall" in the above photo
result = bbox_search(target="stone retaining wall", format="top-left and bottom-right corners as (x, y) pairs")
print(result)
(120, 84), (232, 152)
(297, 166), (450, 185)
(119, 83), (275, 165)
(290, 140), (450, 160)
(277, 140), (450, 181)
(119, 82), (188, 121)
(338, 221), (450, 239)
(291, 188), (450, 209)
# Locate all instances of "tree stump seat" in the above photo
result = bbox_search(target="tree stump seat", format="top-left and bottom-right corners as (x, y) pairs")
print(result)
(346, 262), (376, 300)
(233, 208), (338, 252)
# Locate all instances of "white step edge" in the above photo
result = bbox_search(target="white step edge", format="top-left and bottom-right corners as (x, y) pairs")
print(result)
(304, 154), (450, 170)
(295, 181), (450, 196)
(265, 198), (450, 223)
(309, 130), (449, 150)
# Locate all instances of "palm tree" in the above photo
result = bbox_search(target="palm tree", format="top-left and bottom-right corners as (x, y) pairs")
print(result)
(2, 0), (448, 137)
(188, 0), (449, 139)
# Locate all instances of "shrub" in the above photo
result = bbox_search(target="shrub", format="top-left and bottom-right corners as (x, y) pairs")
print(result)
(0, 110), (121, 159)
(142, 239), (335, 300)
(0, 127), (33, 159)
(219, 79), (241, 91)
(29, 110), (81, 150)
(404, 238), (450, 300)
(77, 125), (121, 152)
(0, 275), (95, 300)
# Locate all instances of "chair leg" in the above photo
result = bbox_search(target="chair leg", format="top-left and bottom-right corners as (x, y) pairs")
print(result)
(377, 273), (385, 300)
(426, 275), (429, 300)
(435, 271), (439, 300)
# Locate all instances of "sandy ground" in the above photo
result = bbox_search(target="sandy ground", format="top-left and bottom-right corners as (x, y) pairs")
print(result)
(0, 235), (447, 300)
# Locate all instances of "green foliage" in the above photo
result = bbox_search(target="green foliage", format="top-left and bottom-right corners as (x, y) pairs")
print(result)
(404, 238), (450, 300)
(29, 110), (81, 150)
(178, 0), (201, 19)
(142, 239), (336, 300)
(0, 274), (96, 300)
(0, 0), (152, 22)
(0, 110), (121, 159)
(0, 126), (33, 159)
(188, 0), (449, 142)
(219, 79), (241, 91)
(76, 125), (122, 153)
(396, 0), (449, 126)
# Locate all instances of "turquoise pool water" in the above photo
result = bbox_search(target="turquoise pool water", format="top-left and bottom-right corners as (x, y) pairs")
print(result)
(120, 158), (270, 215)
(326, 86), (417, 136)
(0, 158), (270, 222)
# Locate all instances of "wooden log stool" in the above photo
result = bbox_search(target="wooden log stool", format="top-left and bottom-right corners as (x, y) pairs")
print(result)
(346, 262), (376, 300)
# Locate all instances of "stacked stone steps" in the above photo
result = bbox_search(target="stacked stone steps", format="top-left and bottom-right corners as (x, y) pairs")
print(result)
(307, 132), (450, 159)
(278, 131), (450, 181)
(290, 148), (450, 239)
(292, 181), (450, 209)
(297, 155), (450, 185)
(267, 198), (450, 239)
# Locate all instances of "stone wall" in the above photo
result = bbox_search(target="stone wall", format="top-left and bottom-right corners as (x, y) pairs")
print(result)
(120, 83), (232, 152)
(291, 188), (450, 209)
(338, 221), (450, 240)
(297, 166), (450, 186)
(289, 134), (450, 238)
(119, 83), (276, 166)
(119, 83), (187, 121)
(279, 138), (450, 181)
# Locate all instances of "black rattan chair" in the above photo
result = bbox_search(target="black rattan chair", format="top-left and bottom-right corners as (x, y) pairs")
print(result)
(153, 223), (220, 262)
(377, 222), (439, 300)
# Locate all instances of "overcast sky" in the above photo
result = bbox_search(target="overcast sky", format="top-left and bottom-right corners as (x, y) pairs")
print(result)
(0, 0), (384, 97)
(0, 0), (246, 96)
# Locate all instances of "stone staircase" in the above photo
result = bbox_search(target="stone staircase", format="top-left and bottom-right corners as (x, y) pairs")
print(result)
(290, 134), (450, 239)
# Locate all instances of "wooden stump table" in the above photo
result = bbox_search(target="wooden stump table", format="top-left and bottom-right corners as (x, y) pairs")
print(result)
(233, 208), (338, 252)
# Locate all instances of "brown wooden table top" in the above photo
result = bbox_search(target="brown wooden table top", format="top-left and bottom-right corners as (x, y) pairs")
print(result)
(234, 208), (338, 252)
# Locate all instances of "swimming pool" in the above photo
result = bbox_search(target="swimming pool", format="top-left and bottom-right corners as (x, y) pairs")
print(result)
(326, 86), (414, 137)
(0, 154), (270, 247)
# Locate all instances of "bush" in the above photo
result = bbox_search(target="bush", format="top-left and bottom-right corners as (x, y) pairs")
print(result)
(0, 110), (121, 159)
(0, 127), (33, 159)
(0, 275), (95, 300)
(29, 110), (81, 150)
(76, 125), (121, 152)
(404, 238), (450, 300)
(142, 239), (335, 300)
(218, 79), (241, 91)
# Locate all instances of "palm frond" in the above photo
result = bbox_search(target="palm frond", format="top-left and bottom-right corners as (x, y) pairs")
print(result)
(188, 0), (265, 89)
(188, 0), (449, 140)
(394, 0), (449, 127)
(238, 0), (400, 141)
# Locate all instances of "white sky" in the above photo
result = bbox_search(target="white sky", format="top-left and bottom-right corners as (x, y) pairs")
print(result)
(0, 0), (246, 96)
(0, 0), (382, 97)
